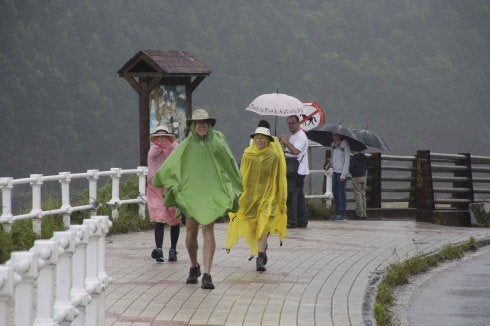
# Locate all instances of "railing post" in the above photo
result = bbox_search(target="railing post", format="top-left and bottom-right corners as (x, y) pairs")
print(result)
(0, 266), (16, 326)
(324, 169), (333, 207)
(453, 153), (474, 210)
(59, 172), (72, 229)
(52, 231), (79, 323)
(93, 216), (112, 325)
(408, 158), (417, 208)
(108, 168), (122, 220)
(367, 153), (381, 208)
(9, 251), (39, 326)
(415, 150), (435, 222)
(69, 224), (91, 326)
(87, 170), (99, 217)
(83, 218), (103, 326)
(137, 166), (148, 219)
(0, 177), (13, 233)
(31, 239), (59, 326)
(31, 174), (44, 237)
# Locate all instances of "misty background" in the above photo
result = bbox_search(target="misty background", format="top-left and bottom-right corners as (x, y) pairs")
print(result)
(1, 0), (489, 178)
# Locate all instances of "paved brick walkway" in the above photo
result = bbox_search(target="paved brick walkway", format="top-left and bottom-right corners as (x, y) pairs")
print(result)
(104, 220), (490, 326)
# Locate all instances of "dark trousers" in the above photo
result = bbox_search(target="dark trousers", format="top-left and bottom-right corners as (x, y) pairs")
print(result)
(286, 174), (308, 226)
(332, 172), (347, 216)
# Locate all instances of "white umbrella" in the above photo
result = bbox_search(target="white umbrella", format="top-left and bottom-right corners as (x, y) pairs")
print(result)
(246, 93), (306, 116)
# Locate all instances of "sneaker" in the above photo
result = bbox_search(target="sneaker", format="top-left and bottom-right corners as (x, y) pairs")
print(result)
(329, 214), (340, 221)
(335, 215), (347, 221)
(201, 273), (215, 289)
(256, 256), (267, 271)
(186, 264), (201, 284)
(168, 248), (177, 262)
(151, 248), (164, 263)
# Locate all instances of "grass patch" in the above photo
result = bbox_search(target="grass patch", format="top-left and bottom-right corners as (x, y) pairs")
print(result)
(373, 237), (481, 325)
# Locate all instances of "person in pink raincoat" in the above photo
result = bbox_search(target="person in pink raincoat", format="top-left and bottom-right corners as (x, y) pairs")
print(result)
(147, 125), (182, 262)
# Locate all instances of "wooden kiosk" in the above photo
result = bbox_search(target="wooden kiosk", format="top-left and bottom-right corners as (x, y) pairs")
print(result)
(118, 50), (211, 165)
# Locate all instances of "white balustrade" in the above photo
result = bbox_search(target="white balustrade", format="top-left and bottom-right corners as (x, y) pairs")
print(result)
(0, 216), (111, 326)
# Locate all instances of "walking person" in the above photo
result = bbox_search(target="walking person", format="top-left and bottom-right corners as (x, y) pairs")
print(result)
(147, 125), (181, 262)
(280, 115), (309, 228)
(153, 109), (242, 289)
(226, 126), (287, 271)
(324, 133), (350, 221)
(350, 151), (368, 219)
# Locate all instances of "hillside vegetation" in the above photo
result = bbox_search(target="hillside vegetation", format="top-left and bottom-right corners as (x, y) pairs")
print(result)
(1, 0), (489, 177)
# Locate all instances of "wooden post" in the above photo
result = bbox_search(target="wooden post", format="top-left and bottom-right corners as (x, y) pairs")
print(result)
(367, 153), (381, 208)
(453, 153), (474, 210)
(415, 150), (435, 222)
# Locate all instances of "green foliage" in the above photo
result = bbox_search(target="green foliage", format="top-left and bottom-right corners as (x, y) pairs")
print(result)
(375, 283), (393, 306)
(384, 262), (409, 287)
(109, 212), (152, 235)
(403, 254), (430, 275)
(10, 219), (36, 251)
(373, 303), (390, 326)
(0, 228), (14, 263)
(2, 0), (490, 177)
(306, 198), (334, 219)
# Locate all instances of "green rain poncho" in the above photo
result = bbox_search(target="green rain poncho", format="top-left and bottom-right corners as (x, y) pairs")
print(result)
(153, 123), (242, 225)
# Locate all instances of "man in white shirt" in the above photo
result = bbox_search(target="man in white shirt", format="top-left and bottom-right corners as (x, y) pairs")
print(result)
(280, 115), (309, 228)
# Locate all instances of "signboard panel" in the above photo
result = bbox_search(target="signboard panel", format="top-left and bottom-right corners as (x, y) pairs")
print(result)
(299, 102), (326, 131)
(149, 85), (187, 142)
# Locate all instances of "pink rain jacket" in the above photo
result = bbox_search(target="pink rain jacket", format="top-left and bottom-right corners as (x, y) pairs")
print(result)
(147, 137), (181, 225)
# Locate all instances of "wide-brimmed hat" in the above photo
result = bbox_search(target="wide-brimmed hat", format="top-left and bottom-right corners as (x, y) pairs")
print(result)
(149, 125), (176, 141)
(250, 127), (274, 142)
(186, 108), (216, 127)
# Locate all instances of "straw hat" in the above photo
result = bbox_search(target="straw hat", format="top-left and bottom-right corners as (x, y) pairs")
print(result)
(149, 125), (176, 141)
(186, 108), (216, 127)
(250, 127), (274, 142)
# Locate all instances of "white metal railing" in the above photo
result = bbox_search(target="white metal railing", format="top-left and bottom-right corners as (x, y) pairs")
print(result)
(305, 169), (333, 205)
(0, 167), (148, 235)
(0, 215), (112, 326)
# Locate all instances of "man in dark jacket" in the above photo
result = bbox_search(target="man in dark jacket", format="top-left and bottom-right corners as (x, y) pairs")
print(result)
(349, 152), (368, 219)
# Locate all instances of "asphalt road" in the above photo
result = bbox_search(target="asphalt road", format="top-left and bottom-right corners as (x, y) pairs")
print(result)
(404, 246), (490, 326)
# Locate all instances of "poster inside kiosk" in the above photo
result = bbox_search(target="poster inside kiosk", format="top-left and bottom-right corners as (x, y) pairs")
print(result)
(149, 85), (187, 143)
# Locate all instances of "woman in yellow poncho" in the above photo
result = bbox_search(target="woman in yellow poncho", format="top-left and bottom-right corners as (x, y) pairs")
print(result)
(226, 126), (287, 271)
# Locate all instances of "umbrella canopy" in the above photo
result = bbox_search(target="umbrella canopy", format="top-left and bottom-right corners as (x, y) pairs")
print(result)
(306, 123), (367, 152)
(246, 93), (306, 117)
(352, 129), (390, 151)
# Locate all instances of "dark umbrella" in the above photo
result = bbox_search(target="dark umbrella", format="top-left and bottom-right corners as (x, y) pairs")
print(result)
(306, 123), (367, 151)
(352, 129), (390, 151)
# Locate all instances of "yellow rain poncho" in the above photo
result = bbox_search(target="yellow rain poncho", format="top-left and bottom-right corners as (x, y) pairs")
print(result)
(226, 136), (287, 256)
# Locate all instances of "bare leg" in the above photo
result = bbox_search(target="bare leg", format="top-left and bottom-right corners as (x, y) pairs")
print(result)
(258, 234), (268, 253)
(202, 223), (215, 274)
(186, 217), (199, 267)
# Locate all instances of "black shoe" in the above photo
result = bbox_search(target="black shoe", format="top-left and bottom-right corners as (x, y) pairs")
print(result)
(287, 224), (297, 228)
(186, 264), (201, 284)
(168, 248), (177, 262)
(256, 256), (267, 271)
(201, 273), (215, 289)
(151, 248), (164, 263)
(297, 224), (307, 228)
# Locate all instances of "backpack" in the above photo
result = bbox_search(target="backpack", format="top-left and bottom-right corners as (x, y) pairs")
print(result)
(349, 153), (367, 177)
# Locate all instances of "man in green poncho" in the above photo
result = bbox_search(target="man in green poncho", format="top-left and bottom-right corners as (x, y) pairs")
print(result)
(153, 108), (242, 289)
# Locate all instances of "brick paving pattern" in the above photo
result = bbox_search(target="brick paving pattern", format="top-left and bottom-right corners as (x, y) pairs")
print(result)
(105, 220), (490, 325)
